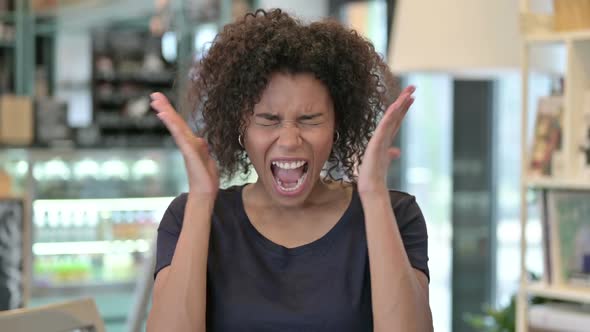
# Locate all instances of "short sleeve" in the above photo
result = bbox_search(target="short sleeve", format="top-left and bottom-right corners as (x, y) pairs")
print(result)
(154, 193), (188, 279)
(390, 191), (430, 281)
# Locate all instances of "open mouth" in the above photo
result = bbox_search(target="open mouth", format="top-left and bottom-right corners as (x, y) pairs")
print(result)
(270, 160), (309, 193)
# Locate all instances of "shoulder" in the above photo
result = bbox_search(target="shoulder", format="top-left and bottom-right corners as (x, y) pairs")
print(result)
(359, 189), (421, 216)
(387, 190), (425, 228)
(354, 189), (424, 229)
(165, 185), (244, 218)
(387, 190), (417, 208)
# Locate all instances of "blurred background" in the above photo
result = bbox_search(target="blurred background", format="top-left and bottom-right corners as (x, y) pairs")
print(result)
(1, 1), (589, 332)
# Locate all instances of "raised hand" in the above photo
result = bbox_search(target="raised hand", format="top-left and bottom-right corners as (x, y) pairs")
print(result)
(150, 92), (219, 197)
(357, 86), (415, 195)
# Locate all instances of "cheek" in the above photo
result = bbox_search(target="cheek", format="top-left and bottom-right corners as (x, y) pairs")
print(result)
(244, 129), (272, 164)
(310, 131), (335, 160)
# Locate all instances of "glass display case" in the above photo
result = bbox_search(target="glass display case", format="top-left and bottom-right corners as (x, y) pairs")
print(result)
(0, 147), (187, 330)
(28, 148), (186, 293)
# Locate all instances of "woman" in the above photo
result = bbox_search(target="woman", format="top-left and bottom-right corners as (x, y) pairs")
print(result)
(147, 9), (432, 332)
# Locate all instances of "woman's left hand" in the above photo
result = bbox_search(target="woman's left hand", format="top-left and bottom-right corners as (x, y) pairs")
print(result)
(357, 86), (415, 195)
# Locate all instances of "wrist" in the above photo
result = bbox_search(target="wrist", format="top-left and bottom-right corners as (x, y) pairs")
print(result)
(358, 186), (390, 202)
(187, 192), (217, 209)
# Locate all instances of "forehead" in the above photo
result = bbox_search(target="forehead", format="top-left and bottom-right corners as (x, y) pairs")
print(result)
(255, 72), (334, 113)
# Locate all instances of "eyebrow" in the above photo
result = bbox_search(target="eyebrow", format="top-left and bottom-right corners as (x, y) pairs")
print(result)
(254, 112), (324, 120)
(254, 113), (280, 120)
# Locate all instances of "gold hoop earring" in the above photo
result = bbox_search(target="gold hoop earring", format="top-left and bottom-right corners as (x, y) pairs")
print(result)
(238, 134), (244, 149)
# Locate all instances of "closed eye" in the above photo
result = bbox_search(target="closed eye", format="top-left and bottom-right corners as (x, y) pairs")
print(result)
(255, 113), (280, 126)
(299, 113), (324, 125)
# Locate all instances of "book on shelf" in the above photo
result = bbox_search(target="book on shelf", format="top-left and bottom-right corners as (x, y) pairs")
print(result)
(540, 190), (552, 284)
(529, 302), (590, 332)
(546, 190), (590, 287)
(576, 90), (590, 180)
(529, 96), (564, 178)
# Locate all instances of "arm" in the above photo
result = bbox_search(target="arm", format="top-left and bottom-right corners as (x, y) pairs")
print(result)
(147, 194), (214, 332)
(360, 191), (432, 332)
(357, 85), (432, 331)
(146, 92), (220, 332)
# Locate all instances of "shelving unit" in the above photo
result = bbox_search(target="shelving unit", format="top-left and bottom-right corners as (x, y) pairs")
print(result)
(526, 176), (590, 191)
(517, 1), (590, 331)
(30, 196), (172, 295)
(526, 282), (590, 304)
(524, 29), (590, 44)
(89, 25), (176, 147)
(0, 2), (17, 94)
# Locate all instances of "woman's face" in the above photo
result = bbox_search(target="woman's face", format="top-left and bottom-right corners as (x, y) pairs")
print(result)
(244, 72), (335, 207)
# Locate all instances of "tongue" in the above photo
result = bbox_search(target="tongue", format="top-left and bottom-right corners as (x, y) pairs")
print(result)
(274, 167), (304, 184)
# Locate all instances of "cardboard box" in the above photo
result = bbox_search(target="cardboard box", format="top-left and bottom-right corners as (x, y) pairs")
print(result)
(0, 95), (34, 145)
(554, 0), (590, 32)
(30, 0), (58, 12)
(0, 170), (10, 197)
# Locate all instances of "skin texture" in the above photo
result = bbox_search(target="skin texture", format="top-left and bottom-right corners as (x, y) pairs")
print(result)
(186, 9), (399, 183)
(241, 72), (351, 251)
(147, 8), (432, 332)
(244, 72), (335, 209)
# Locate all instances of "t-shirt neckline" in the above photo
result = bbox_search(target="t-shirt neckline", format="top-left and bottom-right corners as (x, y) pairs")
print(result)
(235, 184), (357, 256)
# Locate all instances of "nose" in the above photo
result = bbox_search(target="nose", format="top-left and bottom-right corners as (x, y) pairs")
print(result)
(277, 123), (302, 150)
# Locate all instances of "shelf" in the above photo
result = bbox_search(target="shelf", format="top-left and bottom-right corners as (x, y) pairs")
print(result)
(0, 39), (14, 48)
(33, 239), (152, 256)
(527, 282), (590, 303)
(526, 177), (590, 191)
(33, 196), (174, 211)
(96, 114), (164, 129)
(32, 280), (136, 297)
(94, 72), (175, 85)
(0, 194), (24, 200)
(0, 12), (15, 22)
(525, 29), (590, 44)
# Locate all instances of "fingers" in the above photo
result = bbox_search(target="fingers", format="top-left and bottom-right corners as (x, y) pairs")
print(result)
(374, 86), (415, 142)
(150, 92), (195, 140)
(387, 147), (401, 161)
(390, 96), (414, 137)
(384, 85), (415, 120)
(150, 92), (209, 157)
(150, 92), (174, 113)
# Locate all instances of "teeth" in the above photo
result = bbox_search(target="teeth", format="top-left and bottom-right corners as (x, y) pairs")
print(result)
(272, 160), (306, 170)
(276, 172), (308, 192)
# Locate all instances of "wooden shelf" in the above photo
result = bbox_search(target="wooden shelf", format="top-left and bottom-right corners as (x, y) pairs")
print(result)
(526, 177), (590, 191)
(527, 282), (590, 304)
(525, 29), (590, 44)
(525, 32), (568, 44)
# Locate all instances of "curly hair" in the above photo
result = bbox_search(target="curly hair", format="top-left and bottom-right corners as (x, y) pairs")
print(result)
(188, 8), (399, 182)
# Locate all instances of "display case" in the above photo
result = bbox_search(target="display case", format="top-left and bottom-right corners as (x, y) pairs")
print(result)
(0, 147), (186, 330)
(30, 148), (185, 292)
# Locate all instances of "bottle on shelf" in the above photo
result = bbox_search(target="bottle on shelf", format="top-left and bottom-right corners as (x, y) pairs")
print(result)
(98, 210), (113, 241)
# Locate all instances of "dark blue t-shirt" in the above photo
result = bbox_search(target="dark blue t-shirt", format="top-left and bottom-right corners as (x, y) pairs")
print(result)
(155, 185), (429, 331)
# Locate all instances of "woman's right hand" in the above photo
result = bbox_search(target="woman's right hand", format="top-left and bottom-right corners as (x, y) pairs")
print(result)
(150, 92), (219, 198)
